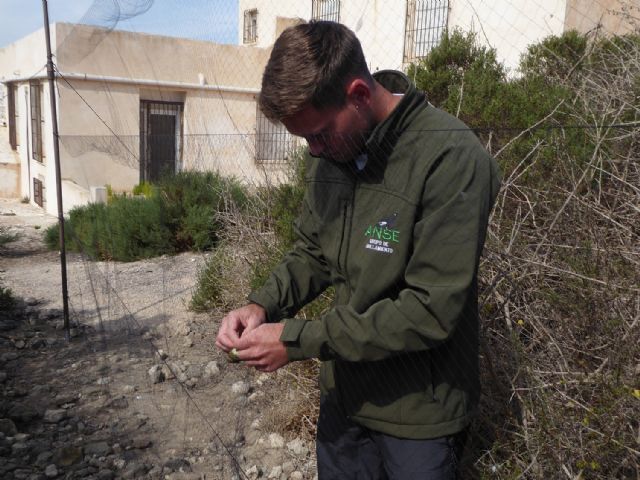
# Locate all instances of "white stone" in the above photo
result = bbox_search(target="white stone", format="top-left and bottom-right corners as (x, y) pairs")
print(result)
(290, 472), (303, 480)
(231, 381), (250, 395)
(286, 438), (308, 457)
(267, 466), (282, 478)
(44, 464), (58, 478)
(268, 433), (285, 449)
(203, 361), (220, 379)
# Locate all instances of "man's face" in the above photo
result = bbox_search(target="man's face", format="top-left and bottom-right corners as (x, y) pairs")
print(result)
(282, 101), (370, 164)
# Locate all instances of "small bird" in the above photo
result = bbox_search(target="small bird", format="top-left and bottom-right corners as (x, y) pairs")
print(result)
(377, 212), (398, 229)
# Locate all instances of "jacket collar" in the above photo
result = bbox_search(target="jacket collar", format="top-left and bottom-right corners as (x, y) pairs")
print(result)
(356, 80), (428, 181)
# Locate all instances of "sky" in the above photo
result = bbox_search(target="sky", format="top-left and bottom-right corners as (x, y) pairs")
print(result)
(0, 0), (240, 48)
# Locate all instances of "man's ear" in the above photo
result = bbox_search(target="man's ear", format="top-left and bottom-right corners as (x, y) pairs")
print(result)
(346, 78), (372, 108)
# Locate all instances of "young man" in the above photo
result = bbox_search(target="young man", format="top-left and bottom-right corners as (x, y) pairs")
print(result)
(216, 21), (501, 479)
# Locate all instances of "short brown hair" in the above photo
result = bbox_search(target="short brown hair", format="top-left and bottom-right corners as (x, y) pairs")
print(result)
(258, 21), (372, 121)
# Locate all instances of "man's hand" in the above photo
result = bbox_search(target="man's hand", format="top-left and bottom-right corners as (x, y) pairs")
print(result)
(215, 303), (267, 353)
(235, 323), (288, 372)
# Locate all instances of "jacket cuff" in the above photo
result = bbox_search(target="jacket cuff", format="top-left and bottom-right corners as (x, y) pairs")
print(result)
(280, 318), (326, 361)
(247, 290), (282, 323)
(280, 318), (308, 361)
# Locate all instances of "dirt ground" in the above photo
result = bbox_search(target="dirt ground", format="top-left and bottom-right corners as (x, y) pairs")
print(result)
(0, 199), (317, 480)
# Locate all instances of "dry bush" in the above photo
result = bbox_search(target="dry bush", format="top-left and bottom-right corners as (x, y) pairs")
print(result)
(472, 28), (640, 479)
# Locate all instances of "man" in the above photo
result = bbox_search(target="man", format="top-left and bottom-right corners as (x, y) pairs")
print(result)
(216, 21), (500, 479)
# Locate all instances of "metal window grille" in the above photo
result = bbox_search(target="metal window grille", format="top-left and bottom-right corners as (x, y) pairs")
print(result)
(311, 0), (340, 22)
(140, 100), (183, 182)
(30, 81), (43, 162)
(33, 178), (44, 207)
(255, 108), (296, 164)
(243, 9), (258, 44)
(404, 0), (449, 63)
(8, 84), (17, 150)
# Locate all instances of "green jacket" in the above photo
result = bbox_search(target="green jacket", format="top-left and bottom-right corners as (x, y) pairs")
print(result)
(248, 81), (501, 439)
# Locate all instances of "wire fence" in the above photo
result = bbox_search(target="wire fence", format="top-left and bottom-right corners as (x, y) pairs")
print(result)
(0, 1), (638, 479)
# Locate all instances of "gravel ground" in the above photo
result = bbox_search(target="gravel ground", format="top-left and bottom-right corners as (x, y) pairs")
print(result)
(0, 199), (317, 480)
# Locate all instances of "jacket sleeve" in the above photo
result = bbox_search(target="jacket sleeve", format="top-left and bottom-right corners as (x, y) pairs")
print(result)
(280, 142), (501, 362)
(247, 193), (333, 323)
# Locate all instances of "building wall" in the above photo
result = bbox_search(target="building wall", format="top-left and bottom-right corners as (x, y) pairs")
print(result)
(564, 0), (637, 36)
(238, 0), (575, 73)
(442, 0), (566, 73)
(1, 23), (273, 214)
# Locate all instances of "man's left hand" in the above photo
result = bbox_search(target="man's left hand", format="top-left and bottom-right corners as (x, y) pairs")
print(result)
(235, 323), (288, 372)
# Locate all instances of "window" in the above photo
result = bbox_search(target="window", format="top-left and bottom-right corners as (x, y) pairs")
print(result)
(255, 107), (296, 164)
(33, 177), (44, 207)
(312, 0), (340, 22)
(30, 81), (44, 162)
(404, 0), (449, 63)
(7, 84), (19, 150)
(140, 100), (183, 182)
(243, 9), (258, 44)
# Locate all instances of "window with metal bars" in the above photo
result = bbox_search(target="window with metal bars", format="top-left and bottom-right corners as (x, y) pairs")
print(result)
(33, 178), (44, 207)
(7, 84), (18, 151)
(255, 107), (296, 165)
(30, 81), (44, 162)
(404, 0), (449, 63)
(139, 100), (183, 182)
(243, 9), (258, 44)
(311, 0), (340, 22)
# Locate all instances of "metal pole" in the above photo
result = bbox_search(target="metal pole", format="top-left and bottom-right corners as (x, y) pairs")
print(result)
(42, 0), (71, 341)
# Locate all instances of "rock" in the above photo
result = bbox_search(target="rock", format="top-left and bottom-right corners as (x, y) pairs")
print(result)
(8, 404), (39, 422)
(35, 451), (53, 467)
(287, 438), (309, 457)
(14, 433), (29, 442)
(156, 350), (168, 361)
(148, 365), (165, 384)
(246, 465), (261, 479)
(54, 393), (77, 406)
(54, 446), (83, 466)
(105, 397), (129, 409)
(267, 465), (282, 478)
(97, 469), (115, 480)
(96, 377), (111, 385)
(44, 464), (58, 478)
(30, 338), (47, 349)
(122, 462), (147, 479)
(14, 339), (26, 349)
(1, 352), (19, 362)
(282, 461), (294, 475)
(203, 361), (219, 379)
(231, 381), (250, 395)
(113, 458), (126, 470)
(121, 385), (137, 394)
(12, 441), (29, 456)
(290, 472), (303, 480)
(183, 336), (194, 348)
(43, 409), (67, 423)
(163, 458), (191, 473)
(14, 468), (33, 479)
(0, 320), (18, 331)
(184, 364), (201, 378)
(132, 438), (152, 449)
(0, 418), (18, 436)
(85, 441), (111, 457)
(268, 433), (285, 449)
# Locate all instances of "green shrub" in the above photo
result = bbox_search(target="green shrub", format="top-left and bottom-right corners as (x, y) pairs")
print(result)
(0, 227), (19, 247)
(44, 171), (252, 261)
(190, 248), (232, 312)
(0, 286), (15, 314)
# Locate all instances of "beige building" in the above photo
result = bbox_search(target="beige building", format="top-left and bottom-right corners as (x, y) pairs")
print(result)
(238, 0), (637, 73)
(0, 23), (292, 214)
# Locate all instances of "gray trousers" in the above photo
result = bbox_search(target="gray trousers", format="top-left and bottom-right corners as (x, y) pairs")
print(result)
(316, 395), (467, 480)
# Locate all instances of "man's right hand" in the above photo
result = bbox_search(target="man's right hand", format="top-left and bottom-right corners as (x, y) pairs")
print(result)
(215, 303), (267, 353)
